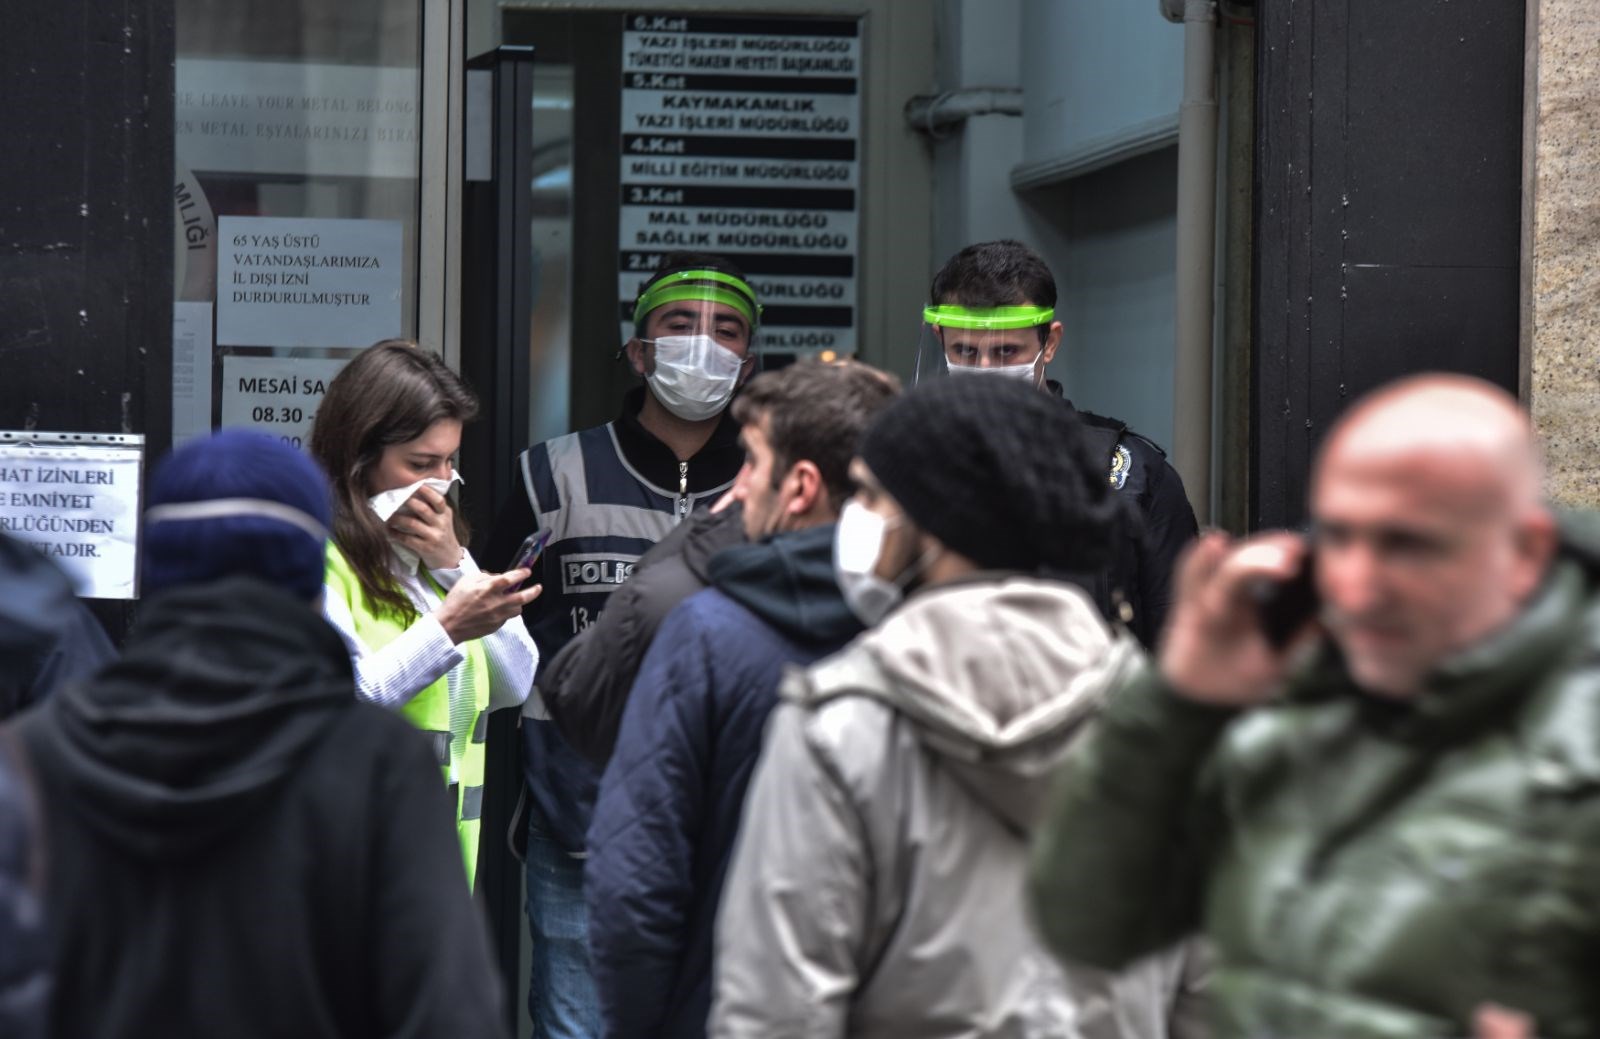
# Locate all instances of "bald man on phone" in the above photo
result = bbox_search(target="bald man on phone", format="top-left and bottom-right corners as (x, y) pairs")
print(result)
(1030, 375), (1595, 1038)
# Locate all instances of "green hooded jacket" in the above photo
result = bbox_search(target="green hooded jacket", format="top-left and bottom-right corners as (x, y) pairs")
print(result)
(1029, 519), (1600, 1038)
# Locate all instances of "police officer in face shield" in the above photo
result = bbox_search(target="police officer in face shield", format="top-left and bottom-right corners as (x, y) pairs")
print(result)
(483, 253), (759, 1038)
(915, 239), (1199, 646)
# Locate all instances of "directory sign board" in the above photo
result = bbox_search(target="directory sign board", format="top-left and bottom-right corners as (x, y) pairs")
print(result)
(618, 14), (861, 357)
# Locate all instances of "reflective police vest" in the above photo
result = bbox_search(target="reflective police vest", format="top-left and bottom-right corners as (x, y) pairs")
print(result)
(324, 546), (490, 886)
(516, 422), (737, 675)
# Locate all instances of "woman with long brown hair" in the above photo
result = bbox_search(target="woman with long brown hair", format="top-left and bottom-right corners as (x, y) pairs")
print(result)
(312, 340), (540, 885)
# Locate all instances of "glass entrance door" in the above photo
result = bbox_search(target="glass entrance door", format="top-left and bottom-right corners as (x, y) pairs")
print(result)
(172, 0), (439, 450)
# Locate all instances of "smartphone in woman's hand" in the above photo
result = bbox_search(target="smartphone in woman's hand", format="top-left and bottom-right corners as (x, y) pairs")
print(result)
(506, 529), (552, 591)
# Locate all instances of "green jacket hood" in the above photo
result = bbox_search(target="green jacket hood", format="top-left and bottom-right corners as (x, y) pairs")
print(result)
(1287, 517), (1600, 744)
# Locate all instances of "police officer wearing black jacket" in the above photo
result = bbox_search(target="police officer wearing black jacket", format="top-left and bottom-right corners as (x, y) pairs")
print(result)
(919, 240), (1198, 646)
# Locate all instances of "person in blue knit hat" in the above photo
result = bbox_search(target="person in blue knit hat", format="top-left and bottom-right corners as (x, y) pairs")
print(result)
(5, 429), (510, 1039)
(139, 427), (335, 597)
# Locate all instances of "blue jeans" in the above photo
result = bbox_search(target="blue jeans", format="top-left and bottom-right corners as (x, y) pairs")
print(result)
(526, 812), (600, 1039)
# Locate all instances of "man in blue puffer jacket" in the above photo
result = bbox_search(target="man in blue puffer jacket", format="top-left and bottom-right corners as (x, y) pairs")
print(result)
(584, 360), (899, 1039)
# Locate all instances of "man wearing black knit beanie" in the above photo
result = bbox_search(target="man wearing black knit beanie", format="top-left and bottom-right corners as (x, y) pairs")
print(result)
(709, 376), (1207, 1039)
(916, 239), (1199, 648)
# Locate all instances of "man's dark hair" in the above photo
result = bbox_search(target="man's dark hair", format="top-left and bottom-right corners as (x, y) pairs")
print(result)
(731, 361), (901, 510)
(641, 251), (749, 290)
(929, 240), (1057, 309)
(929, 240), (1056, 345)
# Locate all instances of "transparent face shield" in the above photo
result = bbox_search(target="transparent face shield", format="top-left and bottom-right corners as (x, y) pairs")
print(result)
(628, 268), (763, 420)
(913, 304), (1056, 387)
(629, 268), (762, 370)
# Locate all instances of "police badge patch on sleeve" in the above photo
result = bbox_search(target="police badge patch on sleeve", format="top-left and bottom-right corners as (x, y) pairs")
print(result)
(1109, 444), (1132, 490)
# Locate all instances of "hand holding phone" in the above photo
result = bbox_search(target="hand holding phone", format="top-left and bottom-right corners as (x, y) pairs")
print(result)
(1249, 540), (1319, 649)
(436, 570), (542, 644)
(506, 529), (552, 591)
(1159, 531), (1315, 708)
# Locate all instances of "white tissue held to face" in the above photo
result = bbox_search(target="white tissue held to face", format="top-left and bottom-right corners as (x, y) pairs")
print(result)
(368, 470), (462, 523)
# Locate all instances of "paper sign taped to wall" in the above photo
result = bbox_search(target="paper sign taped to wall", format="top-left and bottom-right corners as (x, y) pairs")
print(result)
(172, 302), (215, 446)
(0, 435), (144, 599)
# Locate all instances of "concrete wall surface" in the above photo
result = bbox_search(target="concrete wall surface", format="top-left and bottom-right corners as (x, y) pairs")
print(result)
(1525, 0), (1600, 507)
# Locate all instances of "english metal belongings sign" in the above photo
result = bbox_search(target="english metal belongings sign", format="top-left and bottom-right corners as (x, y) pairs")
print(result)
(617, 13), (861, 358)
(0, 433), (144, 599)
(176, 59), (420, 179)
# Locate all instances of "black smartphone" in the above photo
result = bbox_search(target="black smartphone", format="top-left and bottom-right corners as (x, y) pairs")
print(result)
(1251, 541), (1319, 649)
(506, 528), (552, 590)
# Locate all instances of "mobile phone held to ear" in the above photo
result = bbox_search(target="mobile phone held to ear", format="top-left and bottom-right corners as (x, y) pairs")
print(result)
(1251, 543), (1319, 649)
(506, 529), (552, 590)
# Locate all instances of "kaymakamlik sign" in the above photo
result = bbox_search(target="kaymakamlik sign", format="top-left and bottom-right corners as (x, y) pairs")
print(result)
(617, 13), (861, 358)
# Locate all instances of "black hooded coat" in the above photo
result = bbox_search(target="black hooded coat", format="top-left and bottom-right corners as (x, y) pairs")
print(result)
(9, 576), (506, 1039)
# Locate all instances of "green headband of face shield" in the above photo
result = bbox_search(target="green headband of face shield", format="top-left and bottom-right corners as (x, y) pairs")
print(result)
(633, 269), (762, 330)
(921, 304), (1056, 330)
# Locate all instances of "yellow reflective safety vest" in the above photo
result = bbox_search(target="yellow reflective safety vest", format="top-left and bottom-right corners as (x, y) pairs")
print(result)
(325, 546), (490, 886)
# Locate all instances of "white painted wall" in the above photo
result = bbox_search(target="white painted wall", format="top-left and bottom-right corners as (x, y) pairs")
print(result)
(1053, 147), (1180, 448)
(1018, 0), (1184, 177)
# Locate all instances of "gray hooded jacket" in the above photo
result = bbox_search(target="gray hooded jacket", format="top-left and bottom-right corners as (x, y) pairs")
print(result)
(709, 576), (1207, 1039)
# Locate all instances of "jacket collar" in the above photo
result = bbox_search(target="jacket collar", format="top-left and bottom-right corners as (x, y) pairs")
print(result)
(1294, 558), (1588, 743)
(708, 523), (860, 646)
(611, 386), (744, 494)
(1044, 380), (1127, 439)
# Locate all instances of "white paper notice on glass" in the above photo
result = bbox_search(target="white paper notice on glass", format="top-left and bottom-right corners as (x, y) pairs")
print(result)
(0, 435), (144, 599)
(172, 302), (215, 446)
(219, 355), (351, 449)
(217, 216), (402, 348)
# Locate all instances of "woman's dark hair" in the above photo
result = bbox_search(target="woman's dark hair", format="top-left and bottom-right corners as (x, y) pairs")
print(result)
(309, 340), (478, 622)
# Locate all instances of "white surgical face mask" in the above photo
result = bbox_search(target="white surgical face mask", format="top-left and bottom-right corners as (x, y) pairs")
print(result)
(946, 355), (1043, 387)
(645, 334), (744, 421)
(834, 500), (909, 626)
